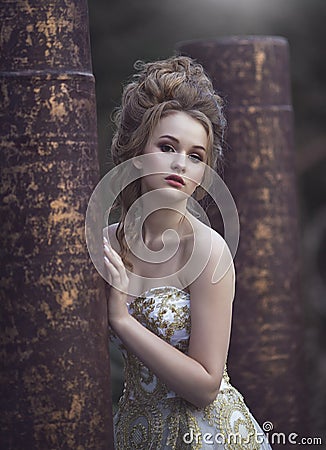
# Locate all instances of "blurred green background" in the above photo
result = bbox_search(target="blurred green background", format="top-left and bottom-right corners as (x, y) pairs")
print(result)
(88, 0), (326, 438)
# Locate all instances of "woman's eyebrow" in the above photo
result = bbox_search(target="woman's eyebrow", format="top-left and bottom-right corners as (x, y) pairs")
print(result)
(159, 134), (179, 143)
(159, 135), (206, 152)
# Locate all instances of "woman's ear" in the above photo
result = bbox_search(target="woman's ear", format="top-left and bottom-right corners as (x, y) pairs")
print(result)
(132, 158), (142, 169)
(194, 185), (206, 201)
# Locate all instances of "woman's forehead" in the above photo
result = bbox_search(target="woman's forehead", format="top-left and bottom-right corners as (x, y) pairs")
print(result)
(151, 111), (208, 144)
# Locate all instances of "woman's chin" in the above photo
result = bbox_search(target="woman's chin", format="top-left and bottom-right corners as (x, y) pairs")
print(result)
(151, 187), (190, 203)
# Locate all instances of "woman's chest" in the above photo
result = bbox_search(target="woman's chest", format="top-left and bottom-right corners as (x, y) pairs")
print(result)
(126, 239), (191, 299)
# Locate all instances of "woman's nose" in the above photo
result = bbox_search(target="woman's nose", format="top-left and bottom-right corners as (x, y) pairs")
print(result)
(171, 152), (186, 172)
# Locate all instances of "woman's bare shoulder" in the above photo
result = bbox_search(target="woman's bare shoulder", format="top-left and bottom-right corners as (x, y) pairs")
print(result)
(188, 213), (226, 250)
(103, 222), (121, 253)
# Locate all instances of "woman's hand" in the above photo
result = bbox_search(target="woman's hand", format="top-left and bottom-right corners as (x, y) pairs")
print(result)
(103, 237), (129, 325)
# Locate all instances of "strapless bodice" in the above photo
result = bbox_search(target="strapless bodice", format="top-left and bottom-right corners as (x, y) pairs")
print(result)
(129, 286), (191, 350)
(110, 286), (230, 403)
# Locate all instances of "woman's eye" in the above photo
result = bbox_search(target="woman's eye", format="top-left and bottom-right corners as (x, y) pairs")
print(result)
(160, 144), (175, 153)
(189, 153), (203, 163)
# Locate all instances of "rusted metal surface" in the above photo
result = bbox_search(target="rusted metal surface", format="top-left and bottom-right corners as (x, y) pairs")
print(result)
(178, 37), (306, 438)
(0, 1), (113, 449)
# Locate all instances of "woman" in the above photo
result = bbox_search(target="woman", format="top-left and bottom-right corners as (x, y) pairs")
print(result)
(103, 56), (272, 449)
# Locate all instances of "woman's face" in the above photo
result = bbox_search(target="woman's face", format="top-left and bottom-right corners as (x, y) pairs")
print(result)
(138, 111), (208, 200)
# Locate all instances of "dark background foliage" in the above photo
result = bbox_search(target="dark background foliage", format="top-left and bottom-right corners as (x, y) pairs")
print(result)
(88, 0), (326, 439)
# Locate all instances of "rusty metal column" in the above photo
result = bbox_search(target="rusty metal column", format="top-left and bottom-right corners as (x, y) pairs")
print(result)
(178, 37), (306, 437)
(0, 1), (113, 449)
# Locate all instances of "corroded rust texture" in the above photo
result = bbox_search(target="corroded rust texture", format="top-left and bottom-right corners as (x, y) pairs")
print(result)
(0, 1), (113, 449)
(178, 37), (306, 437)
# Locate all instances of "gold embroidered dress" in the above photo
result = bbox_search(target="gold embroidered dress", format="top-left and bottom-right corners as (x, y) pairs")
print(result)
(110, 286), (272, 449)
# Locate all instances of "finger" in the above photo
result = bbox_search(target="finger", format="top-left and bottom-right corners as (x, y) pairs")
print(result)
(104, 241), (123, 264)
(104, 255), (122, 283)
(103, 242), (125, 271)
(104, 255), (130, 295)
(103, 247), (123, 274)
(103, 245), (128, 284)
(103, 258), (113, 284)
(104, 257), (129, 294)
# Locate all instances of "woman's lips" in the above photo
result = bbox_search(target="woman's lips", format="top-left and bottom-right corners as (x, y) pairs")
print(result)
(164, 174), (185, 188)
(165, 179), (184, 188)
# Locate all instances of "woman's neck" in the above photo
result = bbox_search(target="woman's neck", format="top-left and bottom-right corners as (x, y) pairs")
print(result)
(141, 206), (188, 250)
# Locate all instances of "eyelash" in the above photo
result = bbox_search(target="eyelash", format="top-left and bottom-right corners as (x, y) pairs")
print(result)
(159, 144), (203, 163)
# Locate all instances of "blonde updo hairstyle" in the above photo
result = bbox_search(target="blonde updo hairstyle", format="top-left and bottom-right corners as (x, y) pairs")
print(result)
(110, 55), (226, 270)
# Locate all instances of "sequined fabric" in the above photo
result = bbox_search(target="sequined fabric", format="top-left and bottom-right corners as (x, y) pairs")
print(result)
(110, 286), (272, 449)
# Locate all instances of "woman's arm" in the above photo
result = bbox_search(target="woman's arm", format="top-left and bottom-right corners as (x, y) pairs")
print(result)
(104, 231), (235, 409)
